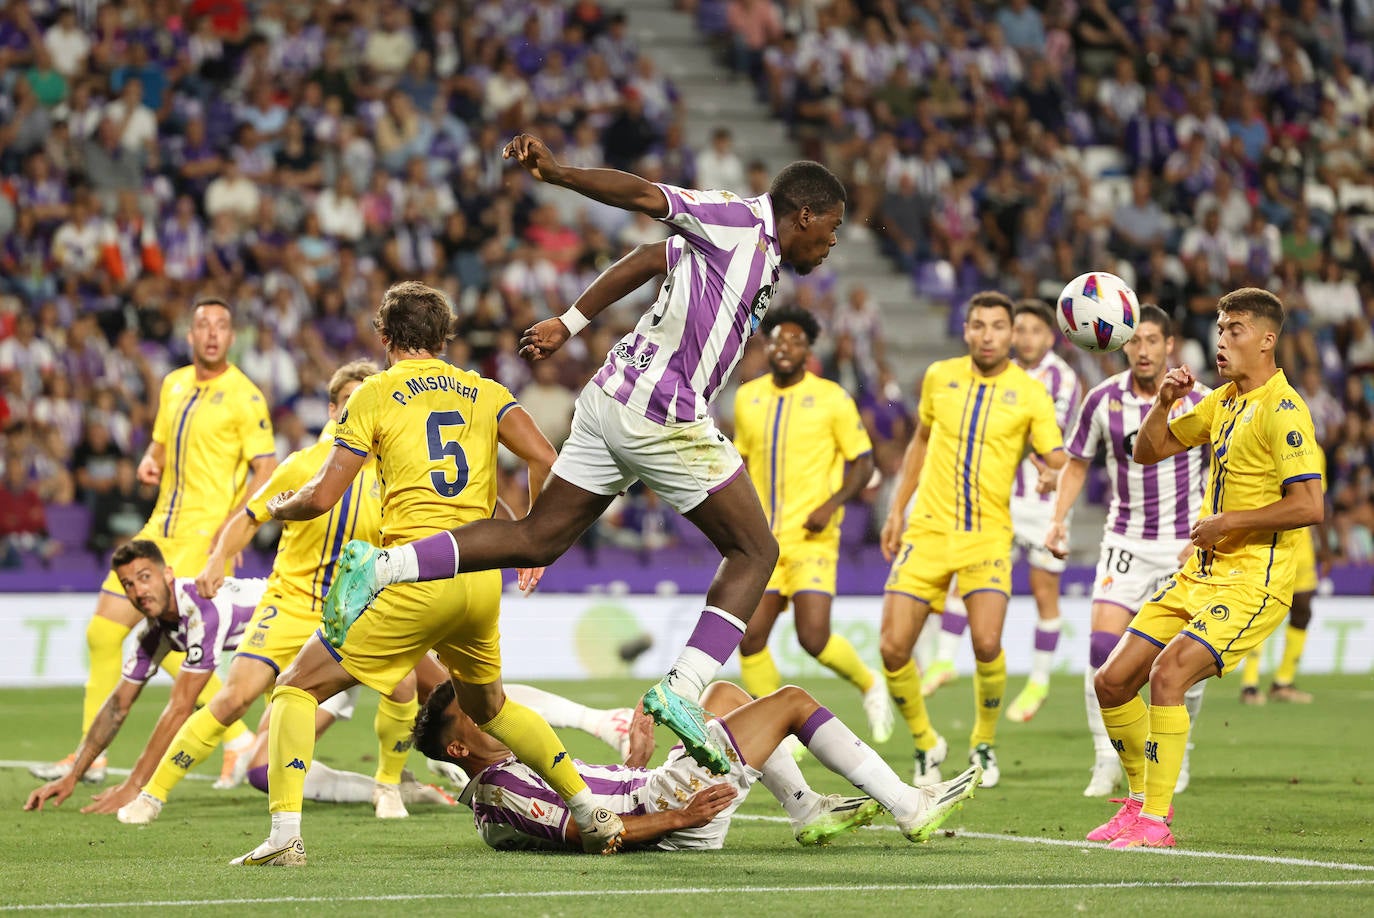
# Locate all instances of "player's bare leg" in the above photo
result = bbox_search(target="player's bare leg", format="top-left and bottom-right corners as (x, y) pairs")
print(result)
(794, 592), (891, 742)
(881, 593), (946, 785)
(965, 590), (1009, 786)
(720, 682), (979, 842)
(738, 593), (789, 697)
(1007, 567), (1062, 723)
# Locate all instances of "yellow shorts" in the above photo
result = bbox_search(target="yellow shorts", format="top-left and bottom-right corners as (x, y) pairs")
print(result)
(884, 528), (1013, 606)
(235, 590), (322, 675)
(1128, 572), (1290, 675)
(100, 529), (230, 596)
(766, 536), (839, 598)
(324, 569), (504, 694)
(1292, 529), (1317, 595)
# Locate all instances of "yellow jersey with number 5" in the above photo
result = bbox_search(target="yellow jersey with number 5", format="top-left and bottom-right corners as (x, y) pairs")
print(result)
(333, 358), (518, 546)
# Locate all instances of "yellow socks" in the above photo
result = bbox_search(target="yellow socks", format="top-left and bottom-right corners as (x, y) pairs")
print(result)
(83, 616), (130, 733)
(816, 634), (876, 693)
(1143, 704), (1190, 818)
(885, 661), (938, 750)
(1240, 649), (1262, 689)
(480, 698), (589, 801)
(374, 695), (419, 785)
(1102, 696), (1149, 795)
(1275, 625), (1308, 686)
(739, 648), (781, 697)
(267, 686), (319, 815)
(970, 651), (1006, 748)
(146, 707), (230, 802)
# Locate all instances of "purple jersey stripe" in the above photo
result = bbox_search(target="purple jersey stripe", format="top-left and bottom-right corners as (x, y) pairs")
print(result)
(480, 767), (568, 807)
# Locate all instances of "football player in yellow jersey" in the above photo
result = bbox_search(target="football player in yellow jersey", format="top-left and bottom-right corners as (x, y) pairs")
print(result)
(33, 299), (277, 786)
(230, 282), (624, 866)
(111, 360), (429, 826)
(732, 306), (890, 740)
(1091, 288), (1324, 850)
(879, 292), (1065, 790)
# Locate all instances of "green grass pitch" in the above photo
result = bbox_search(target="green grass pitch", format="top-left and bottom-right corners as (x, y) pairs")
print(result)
(3, 675), (1371, 916)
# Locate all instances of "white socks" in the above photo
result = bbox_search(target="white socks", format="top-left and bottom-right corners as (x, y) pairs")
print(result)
(301, 760), (377, 803)
(1029, 617), (1062, 684)
(1184, 679), (1205, 724)
(374, 544), (420, 587)
(757, 737), (820, 822)
(804, 714), (915, 821)
(664, 607), (748, 701)
(504, 683), (595, 732)
(269, 811), (301, 846)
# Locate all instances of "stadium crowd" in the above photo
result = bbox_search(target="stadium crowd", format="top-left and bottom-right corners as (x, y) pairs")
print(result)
(1, 0), (1372, 570)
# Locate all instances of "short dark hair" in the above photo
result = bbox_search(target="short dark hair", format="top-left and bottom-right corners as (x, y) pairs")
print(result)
(966, 290), (1014, 321)
(759, 305), (821, 344)
(769, 161), (846, 218)
(374, 281), (456, 354)
(1217, 287), (1285, 331)
(412, 678), (458, 763)
(192, 296), (233, 318)
(1013, 298), (1055, 330)
(111, 538), (166, 571)
(328, 359), (378, 405)
(1138, 303), (1173, 337)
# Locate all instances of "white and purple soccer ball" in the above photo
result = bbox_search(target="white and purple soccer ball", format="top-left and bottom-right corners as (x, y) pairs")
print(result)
(1056, 272), (1140, 353)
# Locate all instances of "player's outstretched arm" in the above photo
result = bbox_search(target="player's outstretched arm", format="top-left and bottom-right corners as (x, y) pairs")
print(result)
(24, 680), (144, 811)
(562, 785), (737, 851)
(198, 509), (261, 597)
(1134, 367), (1196, 464)
(82, 669), (212, 814)
(520, 241), (668, 361)
(504, 133), (670, 217)
(881, 422), (930, 561)
(268, 445), (366, 521)
(1046, 457), (1090, 559)
(136, 440), (165, 485)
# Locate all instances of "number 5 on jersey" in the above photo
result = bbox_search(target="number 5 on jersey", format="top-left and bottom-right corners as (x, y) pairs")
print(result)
(427, 410), (469, 497)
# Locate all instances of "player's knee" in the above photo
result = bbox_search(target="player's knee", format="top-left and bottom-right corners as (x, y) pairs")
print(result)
(1290, 598), (1312, 630)
(1146, 656), (1193, 699)
(1094, 665), (1129, 706)
(970, 633), (1002, 662)
(774, 684), (818, 716)
(797, 627), (829, 657)
(878, 636), (911, 672)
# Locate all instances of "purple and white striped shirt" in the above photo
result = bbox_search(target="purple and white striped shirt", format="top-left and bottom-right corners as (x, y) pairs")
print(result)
(1064, 371), (1209, 541)
(1013, 350), (1082, 503)
(121, 578), (264, 684)
(592, 184), (782, 425)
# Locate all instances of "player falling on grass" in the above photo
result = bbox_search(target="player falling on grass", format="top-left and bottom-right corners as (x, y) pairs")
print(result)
(231, 281), (624, 866)
(33, 299), (275, 787)
(321, 133), (847, 777)
(921, 299), (1082, 721)
(879, 291), (1065, 789)
(414, 678), (981, 852)
(1090, 288), (1323, 849)
(25, 541), (264, 813)
(113, 361), (446, 825)
(1238, 466), (1328, 705)
(1043, 306), (1210, 797)
(731, 305), (891, 740)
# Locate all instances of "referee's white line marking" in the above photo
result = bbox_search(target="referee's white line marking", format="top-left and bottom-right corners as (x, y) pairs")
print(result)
(734, 814), (1374, 873)
(4, 881), (1374, 912)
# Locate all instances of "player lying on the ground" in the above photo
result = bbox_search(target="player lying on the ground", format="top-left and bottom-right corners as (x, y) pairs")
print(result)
(412, 679), (982, 852)
(24, 540), (265, 813)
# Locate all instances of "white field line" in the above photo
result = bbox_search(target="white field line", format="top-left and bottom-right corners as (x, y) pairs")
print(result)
(3, 881), (1374, 912)
(1, 760), (215, 782)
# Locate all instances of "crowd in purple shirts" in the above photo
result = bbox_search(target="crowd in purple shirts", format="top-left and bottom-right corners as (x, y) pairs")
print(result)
(0, 0), (1371, 568)
(688, 0), (1374, 562)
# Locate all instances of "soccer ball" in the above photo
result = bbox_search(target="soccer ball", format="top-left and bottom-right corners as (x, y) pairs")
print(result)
(1056, 272), (1140, 353)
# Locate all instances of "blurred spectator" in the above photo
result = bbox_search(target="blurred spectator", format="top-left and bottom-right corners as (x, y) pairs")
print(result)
(0, 457), (59, 568)
(87, 456), (156, 557)
(694, 127), (745, 192)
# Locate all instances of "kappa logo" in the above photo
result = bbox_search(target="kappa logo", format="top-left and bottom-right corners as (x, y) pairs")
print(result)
(286, 758), (307, 770)
(947, 380), (961, 388)
(1277, 399), (1297, 411)
(1191, 619), (1208, 633)
(552, 751), (567, 767)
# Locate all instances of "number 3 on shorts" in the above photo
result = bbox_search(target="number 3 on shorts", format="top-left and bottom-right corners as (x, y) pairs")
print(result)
(427, 410), (469, 497)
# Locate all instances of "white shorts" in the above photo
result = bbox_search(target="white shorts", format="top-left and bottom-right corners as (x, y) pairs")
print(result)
(644, 719), (760, 851)
(1090, 530), (1189, 613)
(1011, 496), (1068, 574)
(553, 383), (744, 515)
(318, 685), (359, 722)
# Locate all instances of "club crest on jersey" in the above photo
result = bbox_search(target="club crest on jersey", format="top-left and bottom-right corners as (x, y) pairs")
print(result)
(211, 391), (225, 404)
(1001, 390), (1018, 404)
(1286, 430), (1303, 448)
(749, 284), (775, 332)
(1093, 318), (1115, 351)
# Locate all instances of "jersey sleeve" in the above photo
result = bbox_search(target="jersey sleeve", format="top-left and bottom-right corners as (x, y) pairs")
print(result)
(176, 582), (225, 673)
(655, 183), (765, 256)
(236, 379), (276, 461)
(832, 390), (873, 461)
(151, 375), (175, 447)
(471, 767), (574, 851)
(1026, 382), (1064, 456)
(121, 621), (171, 684)
(1168, 386), (1221, 447)
(245, 446), (314, 521)
(334, 378), (379, 457)
(1270, 397), (1323, 490)
(917, 364), (939, 429)
(487, 379), (519, 425)
(1063, 387), (1103, 461)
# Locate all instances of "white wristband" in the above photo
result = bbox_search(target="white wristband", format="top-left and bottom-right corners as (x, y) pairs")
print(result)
(559, 306), (590, 337)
